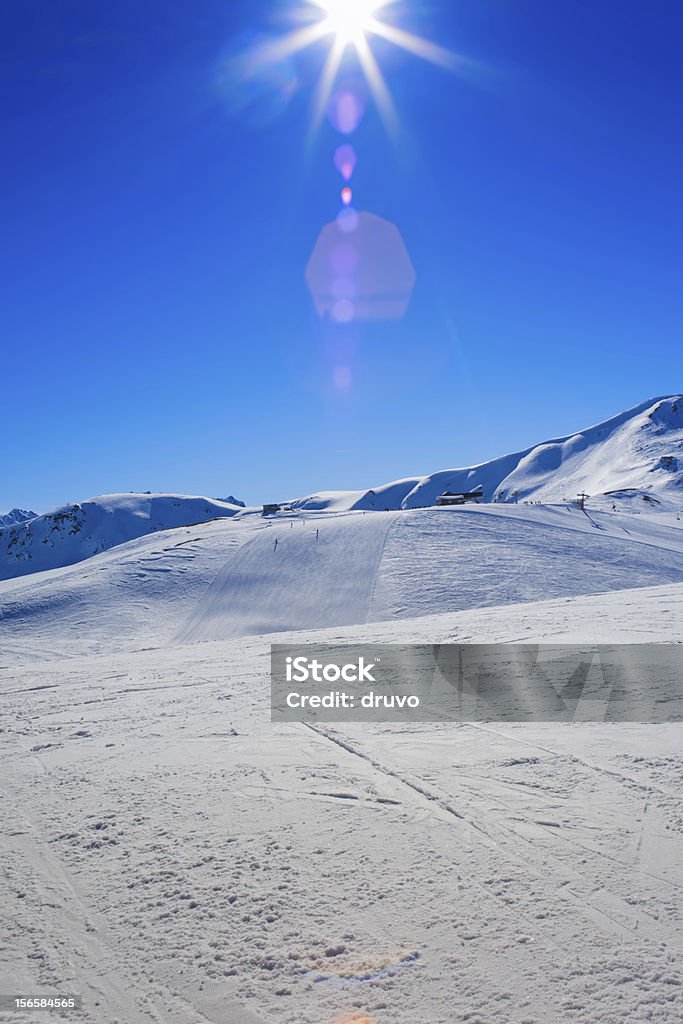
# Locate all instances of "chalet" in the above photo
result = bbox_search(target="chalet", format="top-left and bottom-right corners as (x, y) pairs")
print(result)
(262, 503), (282, 515)
(436, 489), (484, 507)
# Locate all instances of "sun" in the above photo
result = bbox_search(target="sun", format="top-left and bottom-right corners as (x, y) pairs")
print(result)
(240, 0), (460, 135)
(315, 0), (386, 45)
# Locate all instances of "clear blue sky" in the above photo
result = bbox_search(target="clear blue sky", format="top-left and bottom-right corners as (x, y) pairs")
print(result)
(2, 0), (682, 511)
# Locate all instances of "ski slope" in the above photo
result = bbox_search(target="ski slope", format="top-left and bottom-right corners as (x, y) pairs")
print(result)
(179, 506), (683, 644)
(2, 582), (683, 1024)
(176, 512), (397, 643)
(3, 504), (683, 660)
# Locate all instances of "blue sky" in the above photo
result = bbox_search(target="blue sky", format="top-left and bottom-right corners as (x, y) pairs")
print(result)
(2, 0), (682, 511)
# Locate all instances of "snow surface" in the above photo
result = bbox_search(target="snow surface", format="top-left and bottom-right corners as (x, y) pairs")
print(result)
(2, 577), (683, 1023)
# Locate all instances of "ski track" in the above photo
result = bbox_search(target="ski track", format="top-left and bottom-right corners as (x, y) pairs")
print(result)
(304, 721), (683, 949)
(176, 513), (398, 644)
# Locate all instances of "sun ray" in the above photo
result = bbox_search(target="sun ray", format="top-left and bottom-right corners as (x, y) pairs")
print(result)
(366, 19), (459, 71)
(309, 35), (347, 138)
(353, 33), (398, 134)
(244, 21), (329, 72)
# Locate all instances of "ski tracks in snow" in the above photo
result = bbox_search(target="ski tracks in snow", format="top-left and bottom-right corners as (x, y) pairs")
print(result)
(299, 718), (683, 1019)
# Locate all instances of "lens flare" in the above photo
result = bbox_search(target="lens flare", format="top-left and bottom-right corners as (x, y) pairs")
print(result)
(333, 365), (352, 388)
(306, 210), (416, 322)
(328, 88), (365, 134)
(337, 207), (359, 233)
(334, 144), (357, 181)
(334, 1013), (376, 1023)
(341, 186), (353, 205)
(332, 301), (355, 323)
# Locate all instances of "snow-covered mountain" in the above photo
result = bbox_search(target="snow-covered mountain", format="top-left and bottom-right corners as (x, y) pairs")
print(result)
(0, 493), (244, 581)
(292, 395), (683, 512)
(1, 396), (681, 582)
(0, 508), (37, 527)
(405, 394), (683, 509)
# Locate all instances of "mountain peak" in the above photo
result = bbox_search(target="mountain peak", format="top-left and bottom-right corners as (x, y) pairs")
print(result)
(0, 508), (37, 527)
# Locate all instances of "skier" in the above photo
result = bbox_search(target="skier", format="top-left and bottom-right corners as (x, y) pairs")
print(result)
(274, 538), (278, 551)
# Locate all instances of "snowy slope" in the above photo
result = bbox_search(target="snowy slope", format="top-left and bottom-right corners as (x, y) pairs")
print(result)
(4, 406), (683, 1024)
(0, 518), (257, 662)
(371, 506), (683, 622)
(3, 504), (683, 660)
(178, 506), (683, 644)
(2, 583), (683, 1024)
(2, 422), (683, 1024)
(176, 512), (397, 643)
(0, 492), (245, 581)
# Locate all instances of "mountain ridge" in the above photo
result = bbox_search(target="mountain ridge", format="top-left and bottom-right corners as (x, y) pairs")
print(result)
(0, 508), (38, 527)
(0, 493), (244, 582)
(1, 395), (681, 581)
(291, 395), (683, 512)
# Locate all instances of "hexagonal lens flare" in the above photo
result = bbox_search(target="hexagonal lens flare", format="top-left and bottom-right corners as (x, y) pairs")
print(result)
(306, 211), (416, 322)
